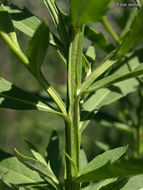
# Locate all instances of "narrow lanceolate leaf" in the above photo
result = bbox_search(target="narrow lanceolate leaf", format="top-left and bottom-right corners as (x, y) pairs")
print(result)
(27, 20), (49, 77)
(5, 4), (64, 52)
(83, 63), (143, 94)
(0, 4), (20, 50)
(0, 77), (68, 120)
(44, 0), (68, 48)
(116, 6), (143, 58)
(70, 0), (112, 25)
(75, 159), (143, 182)
(82, 78), (139, 113)
(77, 146), (128, 177)
(0, 5), (67, 116)
(14, 149), (59, 185)
(5, 4), (41, 37)
(0, 157), (43, 184)
(79, 50), (116, 93)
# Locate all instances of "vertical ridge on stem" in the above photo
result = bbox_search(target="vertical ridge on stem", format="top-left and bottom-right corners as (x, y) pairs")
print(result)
(66, 24), (84, 189)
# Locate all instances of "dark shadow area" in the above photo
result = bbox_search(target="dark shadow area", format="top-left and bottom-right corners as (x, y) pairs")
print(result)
(46, 130), (62, 179)
(0, 149), (12, 161)
(0, 82), (56, 111)
(100, 178), (129, 190)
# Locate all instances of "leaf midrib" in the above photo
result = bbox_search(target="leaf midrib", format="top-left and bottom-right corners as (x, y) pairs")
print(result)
(0, 92), (52, 111)
(0, 165), (42, 183)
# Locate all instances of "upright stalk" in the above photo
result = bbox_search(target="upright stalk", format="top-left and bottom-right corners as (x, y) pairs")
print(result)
(65, 25), (84, 190)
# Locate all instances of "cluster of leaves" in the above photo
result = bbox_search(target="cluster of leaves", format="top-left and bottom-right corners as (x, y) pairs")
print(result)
(1, 0), (143, 189)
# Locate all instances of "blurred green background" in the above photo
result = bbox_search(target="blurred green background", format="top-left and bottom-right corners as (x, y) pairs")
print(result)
(0, 0), (142, 161)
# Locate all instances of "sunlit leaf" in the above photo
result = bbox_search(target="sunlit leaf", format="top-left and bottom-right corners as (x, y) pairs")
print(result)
(76, 146), (128, 182)
(0, 4), (20, 49)
(5, 3), (64, 51)
(0, 157), (43, 184)
(14, 149), (59, 185)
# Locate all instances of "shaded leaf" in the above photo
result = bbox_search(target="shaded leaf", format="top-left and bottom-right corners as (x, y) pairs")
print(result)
(116, 6), (143, 58)
(75, 159), (143, 182)
(46, 131), (62, 179)
(0, 149), (12, 162)
(0, 77), (57, 113)
(0, 181), (14, 190)
(84, 25), (111, 51)
(70, 0), (112, 25)
(27, 20), (49, 77)
(99, 175), (143, 190)
(0, 77), (70, 122)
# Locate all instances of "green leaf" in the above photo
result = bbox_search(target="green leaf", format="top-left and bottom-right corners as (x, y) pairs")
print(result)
(5, 4), (64, 52)
(5, 4), (41, 37)
(25, 141), (47, 166)
(14, 149), (59, 185)
(82, 79), (138, 112)
(86, 45), (96, 63)
(0, 77), (68, 121)
(83, 63), (143, 94)
(75, 159), (143, 182)
(27, 20), (49, 77)
(80, 76), (139, 132)
(0, 157), (43, 184)
(0, 77), (51, 111)
(70, 0), (112, 25)
(100, 175), (143, 190)
(116, 6), (143, 58)
(80, 149), (88, 171)
(78, 146), (128, 178)
(81, 55), (140, 113)
(79, 50), (116, 93)
(46, 131), (62, 179)
(44, 0), (68, 48)
(84, 25), (111, 51)
(0, 4), (20, 50)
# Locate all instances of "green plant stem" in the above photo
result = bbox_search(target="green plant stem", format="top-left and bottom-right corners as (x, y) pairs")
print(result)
(0, 31), (67, 115)
(65, 25), (84, 190)
(101, 16), (121, 45)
